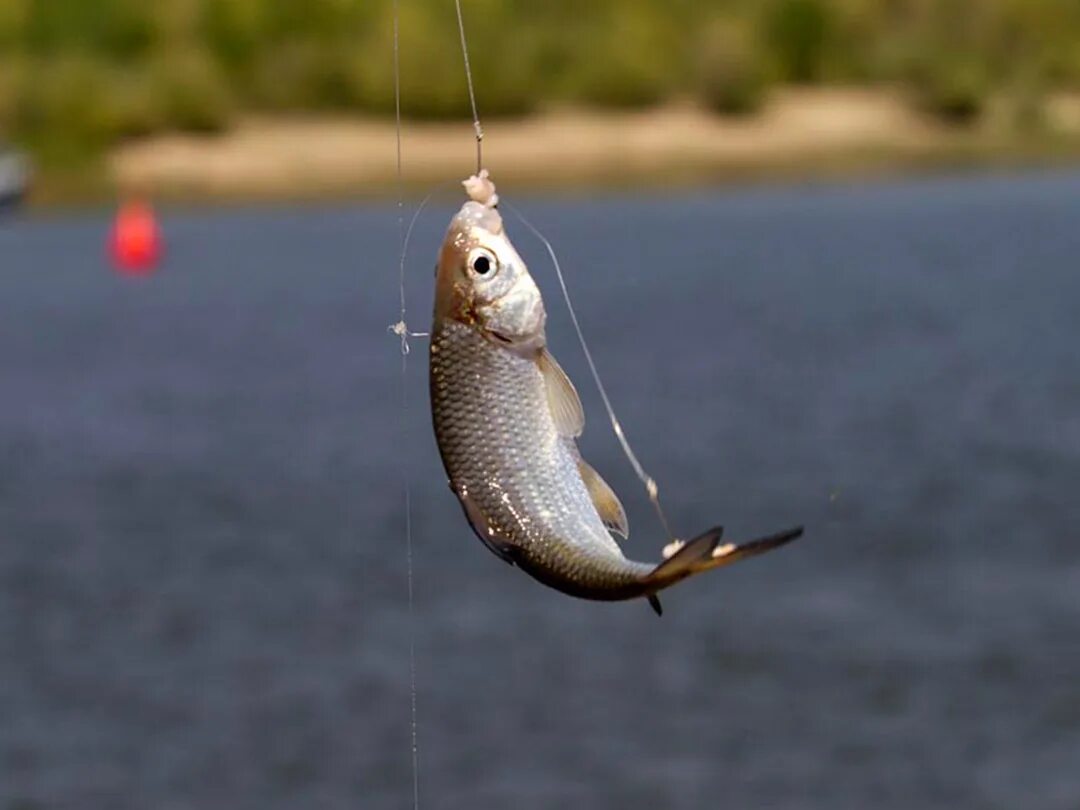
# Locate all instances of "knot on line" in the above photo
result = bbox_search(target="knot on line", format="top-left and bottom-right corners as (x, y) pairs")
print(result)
(389, 320), (411, 355)
(388, 321), (429, 355)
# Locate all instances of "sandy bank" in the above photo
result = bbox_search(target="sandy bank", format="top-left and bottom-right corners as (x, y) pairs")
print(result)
(109, 89), (1080, 201)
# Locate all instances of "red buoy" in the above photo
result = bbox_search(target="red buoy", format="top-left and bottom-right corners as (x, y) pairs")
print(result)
(110, 199), (162, 275)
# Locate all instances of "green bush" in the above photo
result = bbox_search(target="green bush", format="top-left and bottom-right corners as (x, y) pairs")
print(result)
(22, 0), (156, 60)
(454, 6), (540, 118)
(12, 58), (120, 158)
(561, 12), (680, 109)
(912, 56), (990, 125)
(246, 40), (352, 111)
(697, 19), (773, 116)
(0, 0), (29, 50)
(100, 71), (166, 140)
(762, 0), (833, 83)
(391, 2), (472, 119)
(201, 0), (263, 70)
(7, 50), (232, 164)
(0, 57), (26, 133)
(5, 0), (1080, 166)
(151, 48), (233, 133)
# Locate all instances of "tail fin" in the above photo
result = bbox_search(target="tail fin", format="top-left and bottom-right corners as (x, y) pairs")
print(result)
(646, 525), (804, 588)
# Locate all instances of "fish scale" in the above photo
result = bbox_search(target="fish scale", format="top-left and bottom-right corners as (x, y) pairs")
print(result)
(428, 172), (802, 612)
(430, 319), (654, 599)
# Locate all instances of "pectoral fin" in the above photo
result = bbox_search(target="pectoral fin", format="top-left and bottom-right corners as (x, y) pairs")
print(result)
(456, 485), (518, 566)
(577, 458), (629, 539)
(538, 349), (584, 438)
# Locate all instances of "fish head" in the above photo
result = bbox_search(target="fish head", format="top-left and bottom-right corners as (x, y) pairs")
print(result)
(435, 198), (545, 347)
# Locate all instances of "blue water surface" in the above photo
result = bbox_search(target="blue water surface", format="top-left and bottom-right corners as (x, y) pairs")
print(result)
(1, 170), (1078, 810)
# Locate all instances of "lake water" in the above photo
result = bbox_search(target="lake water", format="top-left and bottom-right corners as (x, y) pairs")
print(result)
(1, 171), (1079, 809)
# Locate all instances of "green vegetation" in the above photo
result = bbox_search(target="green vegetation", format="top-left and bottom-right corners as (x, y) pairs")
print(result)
(697, 18), (772, 116)
(1, 0), (1079, 167)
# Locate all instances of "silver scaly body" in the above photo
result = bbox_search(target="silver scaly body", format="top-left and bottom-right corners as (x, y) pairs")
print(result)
(431, 319), (653, 600)
(429, 171), (802, 613)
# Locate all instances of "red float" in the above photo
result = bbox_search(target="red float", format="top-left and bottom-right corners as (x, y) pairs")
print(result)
(110, 199), (162, 275)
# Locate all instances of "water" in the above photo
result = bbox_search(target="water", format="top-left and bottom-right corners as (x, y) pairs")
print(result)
(1, 171), (1078, 810)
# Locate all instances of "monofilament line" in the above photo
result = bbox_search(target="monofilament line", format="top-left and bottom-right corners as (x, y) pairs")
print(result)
(393, 0), (406, 331)
(453, 0), (484, 173)
(506, 204), (677, 542)
(391, 2), (420, 809)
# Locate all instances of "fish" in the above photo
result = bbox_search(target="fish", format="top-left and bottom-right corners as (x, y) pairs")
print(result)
(429, 170), (803, 615)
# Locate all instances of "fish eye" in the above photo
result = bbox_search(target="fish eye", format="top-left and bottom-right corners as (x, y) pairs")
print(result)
(468, 247), (497, 277)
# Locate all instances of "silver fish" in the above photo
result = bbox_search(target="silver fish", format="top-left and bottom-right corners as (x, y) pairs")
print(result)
(429, 171), (802, 614)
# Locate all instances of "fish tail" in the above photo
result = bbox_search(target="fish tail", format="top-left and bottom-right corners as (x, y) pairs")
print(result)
(645, 525), (804, 589)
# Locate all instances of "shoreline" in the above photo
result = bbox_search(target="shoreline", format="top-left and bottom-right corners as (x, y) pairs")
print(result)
(38, 89), (1080, 205)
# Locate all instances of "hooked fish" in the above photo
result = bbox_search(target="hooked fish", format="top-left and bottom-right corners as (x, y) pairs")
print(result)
(429, 171), (802, 615)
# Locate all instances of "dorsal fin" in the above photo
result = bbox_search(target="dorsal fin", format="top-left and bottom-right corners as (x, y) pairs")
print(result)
(577, 458), (629, 539)
(538, 349), (584, 438)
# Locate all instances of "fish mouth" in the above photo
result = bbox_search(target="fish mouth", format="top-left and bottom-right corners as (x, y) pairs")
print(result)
(452, 201), (504, 241)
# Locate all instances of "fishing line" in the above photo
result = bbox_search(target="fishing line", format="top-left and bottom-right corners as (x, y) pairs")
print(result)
(505, 203), (677, 542)
(389, 182), (455, 352)
(453, 0), (484, 173)
(386, 45), (459, 810)
(390, 2), (421, 808)
(449, 0), (674, 540)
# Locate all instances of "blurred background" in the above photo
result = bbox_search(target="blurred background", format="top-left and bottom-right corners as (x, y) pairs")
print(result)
(1, 0), (1080, 200)
(2, 2), (1080, 809)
